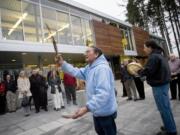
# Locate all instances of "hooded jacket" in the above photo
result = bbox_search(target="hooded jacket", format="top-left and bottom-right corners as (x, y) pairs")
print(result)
(61, 55), (117, 117)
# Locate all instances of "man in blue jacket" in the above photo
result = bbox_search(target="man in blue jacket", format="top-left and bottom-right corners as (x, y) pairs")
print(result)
(55, 46), (117, 135)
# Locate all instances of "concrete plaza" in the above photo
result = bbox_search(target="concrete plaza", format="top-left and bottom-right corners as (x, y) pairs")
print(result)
(0, 81), (180, 135)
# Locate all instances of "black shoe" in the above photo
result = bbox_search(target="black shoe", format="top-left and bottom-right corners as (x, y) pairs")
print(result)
(44, 107), (48, 112)
(73, 101), (78, 105)
(156, 131), (167, 135)
(171, 98), (176, 100)
(160, 126), (166, 131)
(127, 97), (132, 101)
(156, 131), (177, 135)
(25, 114), (30, 117)
(43, 106), (48, 112)
(134, 98), (138, 101)
(139, 98), (145, 100)
(35, 110), (40, 113)
(168, 132), (177, 135)
(54, 108), (57, 111)
(61, 106), (65, 109)
(0, 112), (6, 115)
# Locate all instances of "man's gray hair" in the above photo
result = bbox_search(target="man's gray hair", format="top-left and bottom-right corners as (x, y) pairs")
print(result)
(90, 46), (103, 58)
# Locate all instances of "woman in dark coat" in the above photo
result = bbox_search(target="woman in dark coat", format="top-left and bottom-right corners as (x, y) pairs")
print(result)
(38, 71), (48, 111)
(29, 69), (42, 113)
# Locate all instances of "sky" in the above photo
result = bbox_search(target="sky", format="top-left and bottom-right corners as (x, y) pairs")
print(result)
(73, 0), (127, 21)
(73, 0), (178, 56)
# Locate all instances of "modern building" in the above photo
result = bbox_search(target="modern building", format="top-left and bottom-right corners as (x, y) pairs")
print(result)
(0, 0), (167, 79)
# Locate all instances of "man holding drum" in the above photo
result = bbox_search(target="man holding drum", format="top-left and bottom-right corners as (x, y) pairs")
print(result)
(136, 40), (177, 135)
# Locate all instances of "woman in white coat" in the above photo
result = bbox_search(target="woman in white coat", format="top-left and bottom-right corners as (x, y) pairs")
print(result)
(17, 71), (31, 116)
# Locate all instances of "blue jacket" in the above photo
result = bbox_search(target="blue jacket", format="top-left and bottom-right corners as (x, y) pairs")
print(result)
(61, 55), (117, 117)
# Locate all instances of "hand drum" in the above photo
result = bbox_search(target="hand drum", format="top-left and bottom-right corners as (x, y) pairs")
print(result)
(127, 62), (143, 75)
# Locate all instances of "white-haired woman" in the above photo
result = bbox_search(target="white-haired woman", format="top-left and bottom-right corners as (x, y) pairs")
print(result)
(17, 71), (31, 116)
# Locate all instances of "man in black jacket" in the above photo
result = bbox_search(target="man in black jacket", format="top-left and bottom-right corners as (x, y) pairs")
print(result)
(139, 40), (177, 135)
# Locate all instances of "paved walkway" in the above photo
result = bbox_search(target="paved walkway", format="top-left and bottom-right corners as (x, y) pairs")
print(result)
(45, 82), (180, 135)
(0, 81), (180, 135)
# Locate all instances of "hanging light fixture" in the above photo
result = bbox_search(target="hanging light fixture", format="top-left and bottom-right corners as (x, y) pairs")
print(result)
(8, 12), (28, 36)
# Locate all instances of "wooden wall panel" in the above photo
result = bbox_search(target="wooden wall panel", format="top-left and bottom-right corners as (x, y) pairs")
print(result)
(93, 21), (152, 56)
(133, 26), (150, 56)
(92, 20), (123, 55)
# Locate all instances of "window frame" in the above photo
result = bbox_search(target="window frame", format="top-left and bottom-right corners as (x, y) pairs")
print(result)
(70, 14), (84, 46)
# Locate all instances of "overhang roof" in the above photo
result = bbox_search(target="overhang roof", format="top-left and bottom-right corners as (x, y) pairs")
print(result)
(57, 0), (132, 27)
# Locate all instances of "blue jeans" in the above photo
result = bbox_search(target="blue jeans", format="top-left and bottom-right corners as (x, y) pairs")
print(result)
(93, 112), (117, 135)
(152, 83), (177, 133)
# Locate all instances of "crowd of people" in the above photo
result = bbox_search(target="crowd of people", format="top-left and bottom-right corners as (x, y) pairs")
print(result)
(54, 43), (178, 135)
(0, 41), (179, 135)
(120, 54), (180, 103)
(0, 68), (80, 116)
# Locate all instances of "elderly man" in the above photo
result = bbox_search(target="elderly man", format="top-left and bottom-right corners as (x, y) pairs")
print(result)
(55, 46), (117, 135)
(168, 54), (180, 100)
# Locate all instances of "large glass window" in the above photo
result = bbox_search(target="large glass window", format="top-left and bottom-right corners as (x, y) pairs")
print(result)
(22, 1), (42, 42)
(0, 0), (24, 40)
(41, 0), (69, 12)
(71, 15), (84, 45)
(81, 19), (94, 46)
(57, 11), (72, 44)
(121, 28), (134, 51)
(0, 0), (94, 46)
(42, 7), (57, 43)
